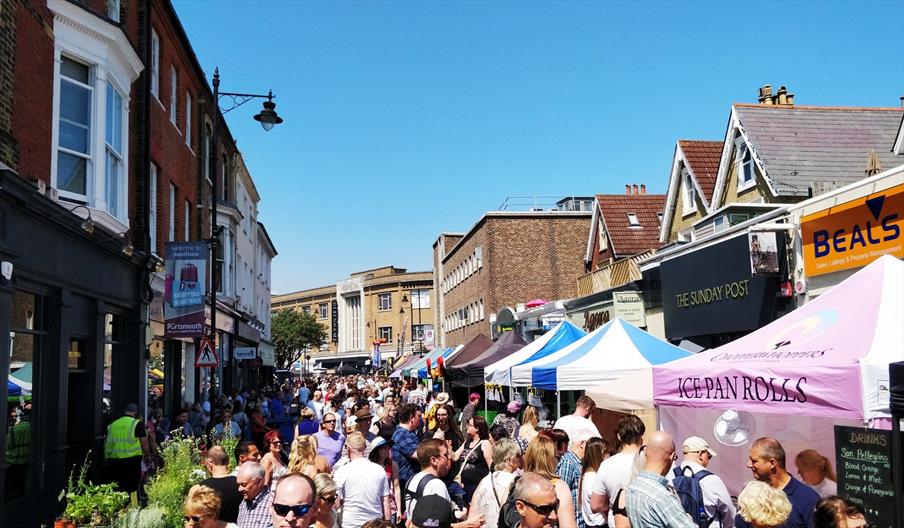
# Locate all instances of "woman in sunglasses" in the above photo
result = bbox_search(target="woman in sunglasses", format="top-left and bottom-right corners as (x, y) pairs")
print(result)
(312, 473), (340, 528)
(183, 484), (238, 528)
(262, 430), (289, 490)
(523, 436), (577, 528)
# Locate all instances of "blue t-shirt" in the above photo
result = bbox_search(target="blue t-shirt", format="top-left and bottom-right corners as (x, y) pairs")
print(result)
(391, 426), (421, 483)
(735, 476), (819, 528)
(270, 398), (285, 419)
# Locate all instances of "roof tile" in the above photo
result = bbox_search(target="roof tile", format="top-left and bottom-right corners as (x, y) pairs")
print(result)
(679, 140), (722, 201)
(596, 193), (666, 256)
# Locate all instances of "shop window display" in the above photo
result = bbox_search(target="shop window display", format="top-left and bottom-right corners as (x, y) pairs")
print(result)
(6, 291), (46, 500)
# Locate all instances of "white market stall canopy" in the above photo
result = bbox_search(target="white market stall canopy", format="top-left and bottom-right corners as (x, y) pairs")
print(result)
(483, 320), (586, 386)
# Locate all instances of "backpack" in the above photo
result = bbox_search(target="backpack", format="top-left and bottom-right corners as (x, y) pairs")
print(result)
(671, 466), (717, 528)
(497, 476), (521, 528)
(403, 473), (436, 515)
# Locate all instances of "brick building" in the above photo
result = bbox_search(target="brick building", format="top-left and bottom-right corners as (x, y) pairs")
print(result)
(0, 1), (275, 522)
(433, 208), (591, 348)
(272, 266), (435, 367)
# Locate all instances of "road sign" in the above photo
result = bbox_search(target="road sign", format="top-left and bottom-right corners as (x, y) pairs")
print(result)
(195, 337), (219, 367)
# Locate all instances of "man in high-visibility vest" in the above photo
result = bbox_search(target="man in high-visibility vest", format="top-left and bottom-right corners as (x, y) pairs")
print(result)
(104, 403), (151, 503)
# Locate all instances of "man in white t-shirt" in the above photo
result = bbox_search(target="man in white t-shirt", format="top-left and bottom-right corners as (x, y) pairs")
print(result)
(553, 394), (601, 444)
(333, 432), (391, 528)
(404, 438), (453, 520)
(590, 414), (645, 527)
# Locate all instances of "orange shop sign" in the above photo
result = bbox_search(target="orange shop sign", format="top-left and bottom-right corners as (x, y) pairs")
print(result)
(801, 184), (903, 277)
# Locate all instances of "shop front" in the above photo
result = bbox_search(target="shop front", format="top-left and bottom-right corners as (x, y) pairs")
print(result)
(0, 171), (147, 523)
(658, 232), (792, 349)
(564, 285), (647, 333)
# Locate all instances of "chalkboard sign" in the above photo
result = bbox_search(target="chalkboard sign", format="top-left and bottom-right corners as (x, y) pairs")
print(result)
(834, 425), (897, 528)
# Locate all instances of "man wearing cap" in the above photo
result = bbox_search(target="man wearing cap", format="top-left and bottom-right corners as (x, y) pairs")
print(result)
(333, 432), (391, 527)
(104, 403), (152, 504)
(671, 436), (734, 527)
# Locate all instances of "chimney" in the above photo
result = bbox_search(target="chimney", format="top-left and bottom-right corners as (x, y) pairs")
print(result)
(625, 184), (631, 195)
(640, 184), (646, 195)
(758, 85), (773, 105)
(900, 96), (904, 108)
(633, 184), (639, 195)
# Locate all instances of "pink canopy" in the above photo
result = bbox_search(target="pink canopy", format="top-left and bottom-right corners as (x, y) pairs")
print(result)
(525, 299), (549, 308)
(653, 255), (903, 421)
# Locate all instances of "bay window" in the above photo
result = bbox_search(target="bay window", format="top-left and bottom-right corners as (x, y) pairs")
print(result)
(49, 0), (143, 230)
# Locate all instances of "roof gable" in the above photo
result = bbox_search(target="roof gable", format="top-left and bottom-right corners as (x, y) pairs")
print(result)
(711, 104), (904, 208)
(659, 140), (721, 242)
(596, 193), (666, 256)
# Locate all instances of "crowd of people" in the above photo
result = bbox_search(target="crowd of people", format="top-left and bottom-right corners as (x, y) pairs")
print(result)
(105, 375), (870, 528)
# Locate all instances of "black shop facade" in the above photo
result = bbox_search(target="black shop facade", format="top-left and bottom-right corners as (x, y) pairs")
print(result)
(0, 170), (148, 525)
(650, 231), (794, 349)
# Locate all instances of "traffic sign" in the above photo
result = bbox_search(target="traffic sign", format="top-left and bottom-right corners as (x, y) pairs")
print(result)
(195, 337), (219, 367)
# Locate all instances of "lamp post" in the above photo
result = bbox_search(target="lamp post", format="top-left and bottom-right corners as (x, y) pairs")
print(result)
(209, 68), (283, 396)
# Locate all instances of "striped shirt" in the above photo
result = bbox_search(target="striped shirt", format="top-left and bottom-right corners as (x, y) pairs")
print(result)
(556, 450), (583, 528)
(237, 488), (274, 528)
(626, 471), (696, 528)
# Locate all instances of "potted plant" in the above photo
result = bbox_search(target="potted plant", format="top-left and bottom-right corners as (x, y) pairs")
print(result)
(58, 454), (129, 527)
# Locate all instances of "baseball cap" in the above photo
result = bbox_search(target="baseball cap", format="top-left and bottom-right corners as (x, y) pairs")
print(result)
(411, 495), (455, 528)
(683, 436), (717, 457)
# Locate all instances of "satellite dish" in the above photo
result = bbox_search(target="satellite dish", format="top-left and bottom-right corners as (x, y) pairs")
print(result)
(713, 410), (755, 447)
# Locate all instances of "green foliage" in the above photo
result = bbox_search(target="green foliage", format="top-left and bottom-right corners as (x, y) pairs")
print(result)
(60, 453), (130, 525)
(111, 506), (167, 528)
(272, 308), (328, 369)
(145, 433), (206, 528)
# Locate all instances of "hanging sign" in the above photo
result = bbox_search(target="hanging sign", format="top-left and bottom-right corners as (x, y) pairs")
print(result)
(234, 347), (257, 361)
(164, 241), (207, 338)
(195, 337), (219, 367)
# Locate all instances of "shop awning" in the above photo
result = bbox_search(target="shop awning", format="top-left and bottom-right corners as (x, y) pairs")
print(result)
(9, 362), (32, 391)
(417, 346), (459, 378)
(484, 321), (586, 386)
(653, 254), (904, 420)
(402, 347), (448, 377)
(388, 354), (422, 378)
(447, 331), (527, 388)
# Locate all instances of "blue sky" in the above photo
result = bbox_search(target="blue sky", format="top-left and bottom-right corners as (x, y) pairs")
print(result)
(173, 0), (904, 294)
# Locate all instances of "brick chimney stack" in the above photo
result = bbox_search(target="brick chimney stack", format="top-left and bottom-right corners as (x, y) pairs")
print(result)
(625, 184), (631, 195)
(640, 184), (646, 195)
(632, 184), (639, 195)
(758, 84), (794, 106)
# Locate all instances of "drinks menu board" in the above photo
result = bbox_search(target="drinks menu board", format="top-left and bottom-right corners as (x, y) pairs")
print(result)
(833, 425), (897, 528)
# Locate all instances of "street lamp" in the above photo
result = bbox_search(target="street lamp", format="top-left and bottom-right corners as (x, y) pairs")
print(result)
(209, 67), (283, 396)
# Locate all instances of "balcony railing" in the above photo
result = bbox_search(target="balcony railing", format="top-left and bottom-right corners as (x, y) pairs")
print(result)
(576, 250), (655, 296)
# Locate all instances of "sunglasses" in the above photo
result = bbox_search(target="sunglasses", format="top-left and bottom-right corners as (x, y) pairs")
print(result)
(322, 419), (336, 424)
(320, 495), (338, 503)
(519, 499), (559, 516)
(271, 441), (282, 446)
(273, 502), (314, 517)
(183, 515), (203, 523)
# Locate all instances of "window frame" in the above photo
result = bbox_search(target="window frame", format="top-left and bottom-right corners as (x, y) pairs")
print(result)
(168, 184), (176, 241)
(184, 200), (190, 241)
(597, 217), (608, 251)
(378, 326), (393, 343)
(735, 139), (756, 191)
(150, 29), (160, 98)
(56, 55), (94, 204)
(681, 168), (697, 217)
(104, 81), (126, 221)
(378, 293), (392, 312)
(626, 212), (641, 228)
(169, 65), (178, 126)
(185, 91), (193, 149)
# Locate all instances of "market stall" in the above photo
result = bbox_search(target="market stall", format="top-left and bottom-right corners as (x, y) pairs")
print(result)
(417, 344), (463, 378)
(653, 255), (904, 496)
(401, 347), (449, 378)
(388, 354), (423, 378)
(444, 334), (494, 368)
(447, 331), (526, 388)
(483, 320), (586, 386)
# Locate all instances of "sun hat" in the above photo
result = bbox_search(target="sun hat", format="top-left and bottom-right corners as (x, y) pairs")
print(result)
(683, 436), (717, 457)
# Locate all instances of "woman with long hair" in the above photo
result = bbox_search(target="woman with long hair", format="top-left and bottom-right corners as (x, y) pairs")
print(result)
(795, 449), (837, 498)
(183, 484), (237, 528)
(313, 473), (339, 528)
(579, 438), (610, 528)
(429, 404), (463, 453)
(288, 434), (331, 477)
(453, 415), (494, 503)
(368, 436), (402, 521)
(260, 430), (288, 489)
(373, 403), (398, 441)
(295, 406), (320, 438)
(517, 405), (539, 445)
(467, 438), (522, 528)
(523, 435), (578, 528)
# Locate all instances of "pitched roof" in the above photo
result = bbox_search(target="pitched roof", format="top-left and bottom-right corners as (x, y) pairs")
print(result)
(597, 193), (666, 256)
(678, 140), (722, 201)
(734, 104), (904, 196)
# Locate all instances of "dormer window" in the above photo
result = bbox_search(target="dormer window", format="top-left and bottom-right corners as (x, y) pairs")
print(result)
(597, 217), (608, 251)
(736, 140), (755, 189)
(681, 168), (696, 216)
(627, 213), (641, 228)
